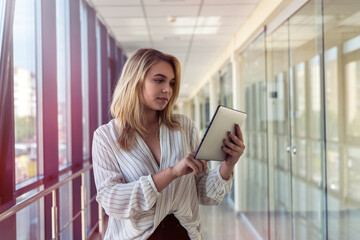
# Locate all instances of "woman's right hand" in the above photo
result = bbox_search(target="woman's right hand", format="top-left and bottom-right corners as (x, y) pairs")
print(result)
(171, 151), (208, 178)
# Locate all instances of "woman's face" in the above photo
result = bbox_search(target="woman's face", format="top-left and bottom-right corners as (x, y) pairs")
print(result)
(142, 60), (175, 113)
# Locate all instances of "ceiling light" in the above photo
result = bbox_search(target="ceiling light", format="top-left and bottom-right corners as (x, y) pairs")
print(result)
(167, 16), (177, 23)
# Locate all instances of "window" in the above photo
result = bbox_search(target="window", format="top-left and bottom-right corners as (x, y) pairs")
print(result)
(0, 0), (6, 55)
(56, 0), (71, 169)
(13, 0), (41, 186)
(96, 20), (102, 126)
(59, 172), (73, 239)
(80, 1), (90, 159)
(16, 188), (44, 240)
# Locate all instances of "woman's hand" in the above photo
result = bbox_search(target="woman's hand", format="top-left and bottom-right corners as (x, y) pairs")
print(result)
(171, 151), (208, 178)
(220, 124), (245, 180)
(152, 152), (208, 192)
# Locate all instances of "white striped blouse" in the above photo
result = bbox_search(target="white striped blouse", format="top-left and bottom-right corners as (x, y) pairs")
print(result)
(92, 114), (233, 240)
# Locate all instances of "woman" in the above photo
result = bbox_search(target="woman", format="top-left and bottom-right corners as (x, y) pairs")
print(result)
(92, 48), (245, 240)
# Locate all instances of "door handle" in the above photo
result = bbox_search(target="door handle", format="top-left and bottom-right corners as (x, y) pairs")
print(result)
(292, 146), (297, 155)
(286, 146), (291, 152)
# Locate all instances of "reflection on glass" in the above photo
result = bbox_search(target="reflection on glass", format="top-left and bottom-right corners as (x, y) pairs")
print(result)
(295, 139), (307, 178)
(276, 73), (286, 135)
(327, 143), (339, 192)
(81, 0), (90, 159)
(345, 59), (360, 138)
(343, 35), (360, 54)
(294, 62), (306, 137)
(56, 0), (70, 169)
(325, 47), (339, 140)
(309, 55), (321, 139)
(13, 0), (38, 185)
(311, 140), (321, 184)
(242, 32), (268, 240)
(288, 1), (326, 239)
(347, 147), (360, 200)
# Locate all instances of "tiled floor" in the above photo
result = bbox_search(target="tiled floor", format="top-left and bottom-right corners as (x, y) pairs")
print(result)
(199, 199), (260, 240)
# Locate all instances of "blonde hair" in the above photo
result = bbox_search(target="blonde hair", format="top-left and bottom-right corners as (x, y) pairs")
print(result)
(110, 48), (182, 151)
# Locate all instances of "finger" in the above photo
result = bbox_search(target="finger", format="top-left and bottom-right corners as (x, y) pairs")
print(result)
(222, 146), (238, 157)
(189, 151), (195, 157)
(200, 160), (208, 173)
(227, 131), (242, 146)
(192, 159), (204, 174)
(223, 139), (242, 152)
(187, 158), (200, 175)
(236, 124), (244, 142)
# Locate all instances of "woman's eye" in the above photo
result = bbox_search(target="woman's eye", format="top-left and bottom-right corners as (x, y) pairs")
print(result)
(154, 79), (163, 83)
(170, 81), (175, 86)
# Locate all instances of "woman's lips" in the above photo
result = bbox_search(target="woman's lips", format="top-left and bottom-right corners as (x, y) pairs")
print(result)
(157, 98), (168, 103)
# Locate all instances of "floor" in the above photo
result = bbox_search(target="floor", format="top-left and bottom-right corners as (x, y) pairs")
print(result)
(90, 198), (259, 240)
(199, 199), (260, 240)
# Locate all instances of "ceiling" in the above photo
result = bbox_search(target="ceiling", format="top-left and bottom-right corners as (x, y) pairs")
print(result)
(90, 0), (261, 102)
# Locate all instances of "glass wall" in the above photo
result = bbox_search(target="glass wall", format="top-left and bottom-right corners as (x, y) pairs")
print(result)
(13, 0), (41, 186)
(241, 0), (360, 239)
(267, 21), (292, 240)
(181, 0), (360, 239)
(323, 0), (360, 239)
(241, 31), (268, 239)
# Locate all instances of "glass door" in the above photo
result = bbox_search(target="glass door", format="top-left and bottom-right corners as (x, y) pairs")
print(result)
(268, 0), (327, 239)
(288, 1), (327, 239)
(267, 21), (293, 240)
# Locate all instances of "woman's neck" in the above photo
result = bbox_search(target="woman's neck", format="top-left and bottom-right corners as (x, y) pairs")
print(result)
(143, 109), (159, 128)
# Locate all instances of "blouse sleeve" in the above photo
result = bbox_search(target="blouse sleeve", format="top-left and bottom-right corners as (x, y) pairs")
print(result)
(190, 121), (234, 205)
(92, 130), (160, 220)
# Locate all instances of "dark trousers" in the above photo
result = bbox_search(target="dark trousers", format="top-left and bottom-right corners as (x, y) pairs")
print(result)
(148, 214), (190, 240)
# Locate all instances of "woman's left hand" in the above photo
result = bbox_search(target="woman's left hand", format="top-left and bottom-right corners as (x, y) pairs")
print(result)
(222, 124), (245, 168)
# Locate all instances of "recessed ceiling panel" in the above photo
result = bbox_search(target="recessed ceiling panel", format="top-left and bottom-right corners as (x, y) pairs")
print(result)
(105, 17), (147, 27)
(91, 0), (141, 6)
(96, 6), (143, 18)
(147, 17), (197, 26)
(142, 0), (202, 5)
(200, 4), (256, 17)
(204, 0), (260, 4)
(145, 6), (200, 17)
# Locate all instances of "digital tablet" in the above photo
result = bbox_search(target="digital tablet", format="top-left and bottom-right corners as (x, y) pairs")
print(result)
(194, 105), (247, 161)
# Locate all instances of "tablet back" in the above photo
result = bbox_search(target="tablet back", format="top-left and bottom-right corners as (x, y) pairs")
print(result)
(194, 105), (247, 161)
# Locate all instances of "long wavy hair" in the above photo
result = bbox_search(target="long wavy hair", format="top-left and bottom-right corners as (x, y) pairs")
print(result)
(110, 48), (182, 151)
